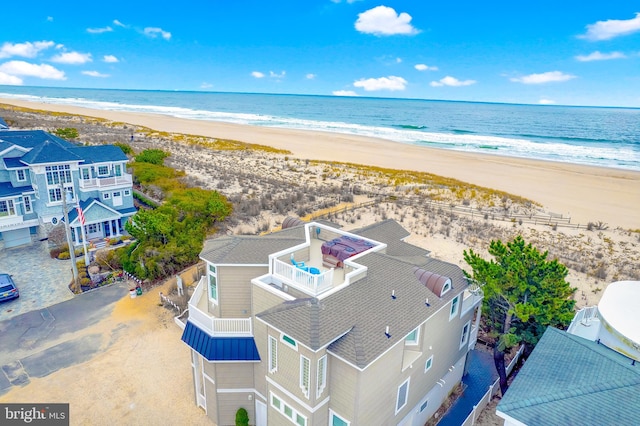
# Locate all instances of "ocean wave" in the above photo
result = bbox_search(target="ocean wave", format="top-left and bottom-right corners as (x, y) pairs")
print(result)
(393, 124), (428, 130)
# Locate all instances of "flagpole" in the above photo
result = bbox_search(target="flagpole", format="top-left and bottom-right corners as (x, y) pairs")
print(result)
(77, 201), (90, 264)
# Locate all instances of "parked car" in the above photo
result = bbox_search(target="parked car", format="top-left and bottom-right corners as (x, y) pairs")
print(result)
(0, 273), (19, 302)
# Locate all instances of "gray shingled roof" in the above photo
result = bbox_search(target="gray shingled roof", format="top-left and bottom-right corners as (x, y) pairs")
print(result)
(0, 130), (74, 149)
(200, 235), (306, 265)
(69, 145), (128, 163)
(258, 245), (466, 369)
(0, 182), (34, 197)
(497, 327), (640, 425)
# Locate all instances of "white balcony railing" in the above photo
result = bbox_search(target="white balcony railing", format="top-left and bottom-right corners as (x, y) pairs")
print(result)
(187, 277), (252, 336)
(273, 258), (334, 296)
(78, 174), (133, 189)
(0, 215), (40, 230)
(461, 284), (484, 315)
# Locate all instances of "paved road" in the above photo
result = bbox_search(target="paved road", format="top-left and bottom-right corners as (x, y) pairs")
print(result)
(0, 240), (76, 321)
(0, 282), (129, 396)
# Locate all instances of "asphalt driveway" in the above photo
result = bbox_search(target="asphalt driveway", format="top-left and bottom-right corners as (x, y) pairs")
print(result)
(0, 240), (75, 321)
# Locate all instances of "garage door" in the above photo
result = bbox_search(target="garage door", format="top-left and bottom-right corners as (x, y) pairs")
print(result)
(2, 227), (32, 248)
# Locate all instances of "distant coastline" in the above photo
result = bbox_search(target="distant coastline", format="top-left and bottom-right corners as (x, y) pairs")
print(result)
(1, 85), (639, 172)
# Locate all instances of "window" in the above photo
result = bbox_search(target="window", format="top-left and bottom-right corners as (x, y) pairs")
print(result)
(114, 164), (122, 176)
(97, 165), (109, 176)
(281, 334), (297, 350)
(424, 355), (433, 373)
(396, 378), (410, 414)
(420, 400), (429, 413)
(48, 188), (62, 203)
(87, 224), (98, 233)
(441, 279), (451, 296)
(270, 392), (306, 426)
(330, 411), (349, 426)
(460, 321), (471, 349)
(81, 168), (90, 180)
(450, 295), (460, 320)
(113, 191), (121, 198)
(124, 190), (131, 196)
(405, 327), (419, 346)
(300, 355), (310, 398)
(0, 200), (16, 217)
(208, 267), (218, 302)
(103, 193), (110, 199)
(268, 336), (278, 373)
(16, 169), (26, 181)
(317, 355), (327, 397)
(45, 165), (71, 185)
(23, 196), (32, 213)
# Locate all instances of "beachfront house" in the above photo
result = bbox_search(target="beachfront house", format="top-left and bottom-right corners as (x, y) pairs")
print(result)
(0, 128), (135, 248)
(181, 218), (484, 426)
(496, 281), (640, 425)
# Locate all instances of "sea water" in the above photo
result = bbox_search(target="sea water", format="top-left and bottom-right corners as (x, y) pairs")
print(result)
(1, 86), (638, 171)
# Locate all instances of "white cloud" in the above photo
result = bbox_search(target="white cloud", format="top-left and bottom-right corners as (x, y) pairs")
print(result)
(269, 70), (286, 78)
(353, 75), (407, 91)
(415, 63), (438, 71)
(510, 71), (575, 84)
(103, 55), (119, 63)
(579, 12), (640, 41)
(87, 26), (113, 34)
(575, 51), (626, 62)
(0, 61), (66, 80)
(0, 41), (55, 59)
(306, 73), (316, 80)
(538, 99), (555, 105)
(200, 82), (213, 89)
(113, 19), (127, 27)
(144, 27), (171, 40)
(332, 90), (358, 96)
(251, 71), (265, 78)
(47, 16), (53, 22)
(0, 71), (23, 85)
(355, 6), (420, 36)
(430, 76), (476, 87)
(51, 51), (92, 64)
(82, 70), (109, 78)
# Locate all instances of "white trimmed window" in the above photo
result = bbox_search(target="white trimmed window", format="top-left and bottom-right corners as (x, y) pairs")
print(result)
(268, 336), (278, 373)
(405, 327), (420, 346)
(300, 355), (310, 398)
(460, 321), (471, 349)
(103, 192), (110, 200)
(396, 377), (410, 414)
(81, 168), (90, 180)
(281, 334), (297, 350)
(0, 200), (16, 217)
(424, 355), (433, 373)
(419, 399), (429, 413)
(23, 196), (32, 213)
(330, 410), (350, 426)
(450, 295), (460, 320)
(124, 190), (131, 196)
(316, 355), (327, 397)
(270, 392), (306, 426)
(45, 165), (73, 204)
(97, 165), (109, 176)
(114, 164), (122, 176)
(16, 169), (26, 182)
(208, 264), (218, 302)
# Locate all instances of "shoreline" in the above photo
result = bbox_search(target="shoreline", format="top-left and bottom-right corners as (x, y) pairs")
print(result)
(1, 97), (639, 229)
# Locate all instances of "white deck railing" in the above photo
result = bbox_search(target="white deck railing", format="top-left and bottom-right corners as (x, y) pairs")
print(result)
(78, 174), (132, 189)
(0, 216), (39, 230)
(567, 305), (599, 334)
(187, 277), (252, 336)
(461, 285), (484, 315)
(273, 258), (334, 296)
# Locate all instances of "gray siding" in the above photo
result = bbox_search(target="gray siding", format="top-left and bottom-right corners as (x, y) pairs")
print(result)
(327, 355), (359, 422)
(219, 266), (267, 318)
(252, 284), (288, 315)
(215, 363), (255, 389)
(217, 393), (255, 426)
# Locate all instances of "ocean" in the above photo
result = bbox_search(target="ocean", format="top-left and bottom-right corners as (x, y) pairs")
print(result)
(1, 86), (639, 171)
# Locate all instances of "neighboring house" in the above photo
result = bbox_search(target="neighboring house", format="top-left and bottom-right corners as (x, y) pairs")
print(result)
(0, 128), (135, 248)
(496, 281), (640, 426)
(181, 219), (484, 426)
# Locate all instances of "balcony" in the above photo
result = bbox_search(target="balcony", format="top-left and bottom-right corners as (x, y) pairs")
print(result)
(273, 258), (334, 296)
(187, 276), (252, 336)
(78, 174), (132, 189)
(461, 284), (484, 315)
(0, 214), (40, 231)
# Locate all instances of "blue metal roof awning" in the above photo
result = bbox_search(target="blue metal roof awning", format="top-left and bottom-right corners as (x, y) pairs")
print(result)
(181, 321), (260, 362)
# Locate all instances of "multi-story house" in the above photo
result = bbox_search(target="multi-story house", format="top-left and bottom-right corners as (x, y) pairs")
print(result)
(181, 218), (483, 426)
(0, 127), (135, 248)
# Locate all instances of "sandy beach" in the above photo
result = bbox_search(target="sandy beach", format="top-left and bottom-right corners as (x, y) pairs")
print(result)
(2, 97), (639, 230)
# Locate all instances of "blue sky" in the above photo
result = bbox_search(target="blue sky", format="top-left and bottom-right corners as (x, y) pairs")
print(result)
(0, 1), (639, 107)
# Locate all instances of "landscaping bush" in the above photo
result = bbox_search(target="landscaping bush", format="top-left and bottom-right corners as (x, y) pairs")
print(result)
(235, 408), (249, 426)
(50, 244), (69, 259)
(58, 251), (70, 260)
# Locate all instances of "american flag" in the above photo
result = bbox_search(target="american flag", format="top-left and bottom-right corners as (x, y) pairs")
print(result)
(76, 203), (86, 226)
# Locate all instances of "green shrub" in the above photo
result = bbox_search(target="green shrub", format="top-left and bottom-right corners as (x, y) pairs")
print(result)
(135, 149), (170, 165)
(58, 251), (70, 260)
(114, 142), (134, 155)
(80, 277), (92, 286)
(235, 408), (249, 426)
(53, 127), (79, 140)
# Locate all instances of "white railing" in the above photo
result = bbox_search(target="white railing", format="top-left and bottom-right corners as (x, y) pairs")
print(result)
(273, 258), (334, 296)
(78, 174), (132, 189)
(461, 285), (484, 315)
(567, 305), (599, 334)
(0, 216), (39, 230)
(187, 277), (252, 336)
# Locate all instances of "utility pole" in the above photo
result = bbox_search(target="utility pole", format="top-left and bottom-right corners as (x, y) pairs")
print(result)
(62, 184), (80, 292)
